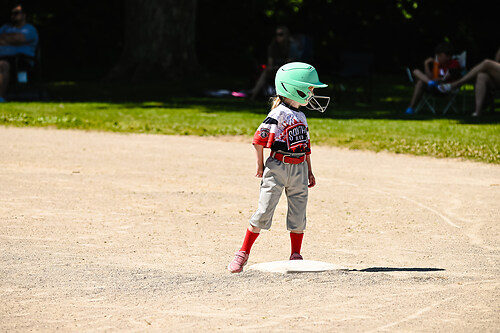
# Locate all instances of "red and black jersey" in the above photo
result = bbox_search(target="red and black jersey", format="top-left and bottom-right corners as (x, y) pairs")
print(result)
(252, 102), (311, 155)
(437, 59), (462, 82)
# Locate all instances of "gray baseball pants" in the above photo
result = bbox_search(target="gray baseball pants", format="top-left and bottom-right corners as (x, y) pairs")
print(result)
(249, 156), (309, 231)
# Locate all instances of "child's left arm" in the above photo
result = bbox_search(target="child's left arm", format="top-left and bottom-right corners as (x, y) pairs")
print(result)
(305, 155), (316, 188)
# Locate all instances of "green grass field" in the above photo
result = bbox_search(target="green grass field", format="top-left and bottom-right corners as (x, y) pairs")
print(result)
(1, 79), (499, 163)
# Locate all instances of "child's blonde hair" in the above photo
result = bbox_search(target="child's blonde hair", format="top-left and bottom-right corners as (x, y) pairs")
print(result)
(270, 96), (281, 110)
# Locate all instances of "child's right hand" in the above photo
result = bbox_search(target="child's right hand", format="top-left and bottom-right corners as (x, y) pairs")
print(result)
(255, 163), (264, 178)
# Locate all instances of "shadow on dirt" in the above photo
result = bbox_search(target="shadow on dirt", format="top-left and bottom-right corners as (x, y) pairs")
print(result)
(354, 267), (445, 272)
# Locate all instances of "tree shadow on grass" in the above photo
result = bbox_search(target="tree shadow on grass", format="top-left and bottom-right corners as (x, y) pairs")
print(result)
(38, 80), (500, 123)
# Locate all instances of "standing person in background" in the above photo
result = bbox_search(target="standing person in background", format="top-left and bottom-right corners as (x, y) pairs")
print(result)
(250, 26), (300, 100)
(0, 2), (39, 102)
(405, 42), (461, 115)
(438, 47), (500, 116)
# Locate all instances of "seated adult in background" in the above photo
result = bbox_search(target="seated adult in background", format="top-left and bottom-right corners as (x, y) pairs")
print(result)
(250, 26), (300, 100)
(438, 47), (500, 116)
(0, 2), (39, 102)
(405, 42), (462, 115)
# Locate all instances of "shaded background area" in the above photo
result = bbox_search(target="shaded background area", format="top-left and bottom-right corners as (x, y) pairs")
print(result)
(1, 0), (498, 83)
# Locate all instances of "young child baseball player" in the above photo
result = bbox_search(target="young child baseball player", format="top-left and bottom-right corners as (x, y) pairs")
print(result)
(228, 62), (330, 273)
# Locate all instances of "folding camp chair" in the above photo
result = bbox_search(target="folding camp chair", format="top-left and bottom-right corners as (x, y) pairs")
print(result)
(407, 51), (467, 115)
(442, 51), (467, 114)
(6, 44), (45, 101)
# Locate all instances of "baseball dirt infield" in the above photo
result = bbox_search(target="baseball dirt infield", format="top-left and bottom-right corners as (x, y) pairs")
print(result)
(1, 126), (498, 332)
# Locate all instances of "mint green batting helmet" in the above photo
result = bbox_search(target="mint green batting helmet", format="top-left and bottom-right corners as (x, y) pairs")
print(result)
(275, 62), (330, 112)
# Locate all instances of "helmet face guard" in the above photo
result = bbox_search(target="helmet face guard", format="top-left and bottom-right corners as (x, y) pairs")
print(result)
(305, 95), (330, 113)
(275, 62), (330, 112)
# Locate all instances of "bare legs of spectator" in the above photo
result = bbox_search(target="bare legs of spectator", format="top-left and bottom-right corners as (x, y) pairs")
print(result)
(250, 68), (272, 100)
(472, 73), (495, 116)
(450, 59), (500, 90)
(412, 69), (432, 84)
(407, 69), (430, 109)
(444, 59), (500, 116)
(0, 60), (10, 101)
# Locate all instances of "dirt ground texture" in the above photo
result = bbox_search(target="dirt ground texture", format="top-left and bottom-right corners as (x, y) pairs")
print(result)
(0, 126), (499, 332)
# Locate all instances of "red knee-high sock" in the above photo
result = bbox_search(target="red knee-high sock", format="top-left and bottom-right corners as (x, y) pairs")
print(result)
(290, 232), (304, 254)
(240, 229), (260, 254)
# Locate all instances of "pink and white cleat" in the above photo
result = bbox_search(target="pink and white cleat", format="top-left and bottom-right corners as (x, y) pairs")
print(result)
(228, 251), (249, 273)
(290, 252), (303, 260)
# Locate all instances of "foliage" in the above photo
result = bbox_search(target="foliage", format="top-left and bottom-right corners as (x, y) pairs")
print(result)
(1, 0), (496, 80)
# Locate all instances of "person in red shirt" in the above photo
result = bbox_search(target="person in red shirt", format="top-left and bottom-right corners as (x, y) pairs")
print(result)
(405, 42), (462, 115)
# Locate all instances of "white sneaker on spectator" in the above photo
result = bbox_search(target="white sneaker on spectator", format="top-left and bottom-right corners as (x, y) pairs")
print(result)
(437, 83), (452, 93)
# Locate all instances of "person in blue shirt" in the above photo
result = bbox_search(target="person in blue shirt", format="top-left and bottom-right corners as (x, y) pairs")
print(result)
(0, 3), (39, 102)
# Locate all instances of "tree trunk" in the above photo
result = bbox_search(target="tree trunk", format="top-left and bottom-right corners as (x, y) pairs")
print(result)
(107, 0), (198, 81)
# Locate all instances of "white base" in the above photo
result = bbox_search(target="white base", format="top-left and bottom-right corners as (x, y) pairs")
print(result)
(248, 260), (347, 274)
